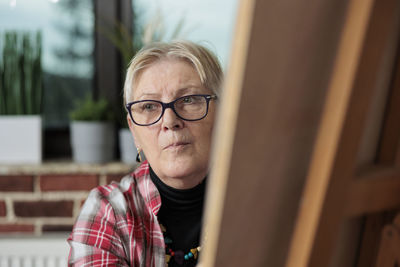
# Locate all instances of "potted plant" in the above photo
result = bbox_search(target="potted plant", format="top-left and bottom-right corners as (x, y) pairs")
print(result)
(0, 31), (43, 164)
(118, 120), (137, 164)
(69, 95), (115, 163)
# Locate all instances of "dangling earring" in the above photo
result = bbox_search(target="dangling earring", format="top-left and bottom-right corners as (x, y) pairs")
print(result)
(136, 148), (142, 163)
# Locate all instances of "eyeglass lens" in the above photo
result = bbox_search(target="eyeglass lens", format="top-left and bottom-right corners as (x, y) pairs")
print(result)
(130, 95), (208, 125)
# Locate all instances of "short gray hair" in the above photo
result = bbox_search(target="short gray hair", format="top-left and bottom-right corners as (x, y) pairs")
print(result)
(123, 40), (223, 104)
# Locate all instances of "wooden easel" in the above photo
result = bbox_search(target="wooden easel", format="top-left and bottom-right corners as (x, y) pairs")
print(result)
(375, 214), (400, 267)
(199, 0), (400, 266)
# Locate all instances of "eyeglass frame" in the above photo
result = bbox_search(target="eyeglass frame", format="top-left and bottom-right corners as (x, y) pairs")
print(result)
(125, 94), (218, 126)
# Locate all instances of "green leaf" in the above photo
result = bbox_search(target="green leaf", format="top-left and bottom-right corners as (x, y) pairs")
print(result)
(69, 94), (114, 121)
(0, 30), (43, 115)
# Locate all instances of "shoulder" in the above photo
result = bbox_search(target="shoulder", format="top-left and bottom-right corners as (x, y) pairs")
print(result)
(68, 162), (156, 265)
(93, 161), (149, 195)
(132, 161), (150, 181)
(84, 161), (151, 213)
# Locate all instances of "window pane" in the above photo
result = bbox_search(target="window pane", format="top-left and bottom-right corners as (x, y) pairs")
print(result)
(132, 0), (239, 69)
(0, 0), (94, 128)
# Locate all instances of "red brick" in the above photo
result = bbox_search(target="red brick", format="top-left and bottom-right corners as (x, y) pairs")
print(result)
(0, 201), (6, 216)
(14, 201), (73, 217)
(0, 176), (33, 192)
(40, 174), (99, 191)
(0, 224), (34, 233)
(106, 174), (126, 184)
(42, 224), (73, 232)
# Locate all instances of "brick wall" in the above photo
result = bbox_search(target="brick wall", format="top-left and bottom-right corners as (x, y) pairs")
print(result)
(0, 163), (134, 235)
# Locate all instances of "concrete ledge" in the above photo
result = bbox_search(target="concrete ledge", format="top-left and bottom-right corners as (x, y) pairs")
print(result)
(0, 161), (137, 175)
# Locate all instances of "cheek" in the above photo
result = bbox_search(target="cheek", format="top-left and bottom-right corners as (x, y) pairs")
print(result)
(193, 121), (214, 151)
(134, 127), (158, 150)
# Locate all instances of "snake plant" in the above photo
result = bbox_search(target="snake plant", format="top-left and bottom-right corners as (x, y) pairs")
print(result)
(0, 31), (43, 115)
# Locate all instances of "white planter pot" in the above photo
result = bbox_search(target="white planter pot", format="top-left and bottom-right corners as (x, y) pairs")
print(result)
(119, 128), (137, 164)
(0, 115), (42, 164)
(70, 121), (115, 163)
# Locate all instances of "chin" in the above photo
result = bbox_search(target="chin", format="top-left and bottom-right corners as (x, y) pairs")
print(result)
(164, 162), (194, 178)
(162, 157), (206, 179)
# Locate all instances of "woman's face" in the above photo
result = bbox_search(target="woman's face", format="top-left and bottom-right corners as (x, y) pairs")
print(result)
(128, 58), (217, 189)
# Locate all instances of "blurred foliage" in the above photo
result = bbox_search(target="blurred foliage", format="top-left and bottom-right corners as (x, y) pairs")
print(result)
(100, 7), (188, 69)
(51, 0), (93, 76)
(43, 0), (94, 128)
(43, 72), (91, 127)
(69, 94), (113, 122)
(0, 31), (43, 115)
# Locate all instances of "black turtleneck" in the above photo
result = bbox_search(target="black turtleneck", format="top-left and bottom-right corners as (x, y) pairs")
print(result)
(149, 166), (206, 267)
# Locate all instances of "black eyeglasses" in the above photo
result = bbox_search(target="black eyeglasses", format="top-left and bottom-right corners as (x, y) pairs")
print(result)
(126, 94), (217, 126)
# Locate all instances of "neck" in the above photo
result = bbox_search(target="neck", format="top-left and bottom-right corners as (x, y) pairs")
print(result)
(150, 166), (206, 212)
(161, 176), (205, 189)
(152, 168), (207, 190)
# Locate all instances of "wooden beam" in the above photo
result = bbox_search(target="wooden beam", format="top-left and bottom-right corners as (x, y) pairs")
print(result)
(346, 168), (400, 216)
(285, 0), (375, 266)
(201, 0), (349, 266)
(309, 0), (400, 264)
(356, 213), (395, 267)
(354, 1), (400, 266)
(199, 0), (255, 266)
(377, 35), (400, 166)
(374, 215), (400, 267)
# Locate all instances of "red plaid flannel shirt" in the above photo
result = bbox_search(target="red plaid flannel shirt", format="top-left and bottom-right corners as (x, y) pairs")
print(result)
(68, 161), (166, 267)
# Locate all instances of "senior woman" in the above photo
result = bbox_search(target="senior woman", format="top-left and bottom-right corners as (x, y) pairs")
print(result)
(68, 40), (223, 267)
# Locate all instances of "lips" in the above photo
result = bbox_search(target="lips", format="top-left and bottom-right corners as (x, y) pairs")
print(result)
(163, 141), (190, 150)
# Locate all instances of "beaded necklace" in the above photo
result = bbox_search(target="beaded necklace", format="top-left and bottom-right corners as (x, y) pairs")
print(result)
(160, 224), (201, 266)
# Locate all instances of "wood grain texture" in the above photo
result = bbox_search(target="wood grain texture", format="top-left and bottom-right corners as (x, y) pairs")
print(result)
(200, 0), (347, 266)
(285, 0), (375, 266)
(199, 0), (256, 266)
(201, 0), (400, 265)
(348, 169), (400, 216)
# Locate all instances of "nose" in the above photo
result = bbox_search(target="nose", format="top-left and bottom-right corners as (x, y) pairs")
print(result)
(161, 107), (183, 130)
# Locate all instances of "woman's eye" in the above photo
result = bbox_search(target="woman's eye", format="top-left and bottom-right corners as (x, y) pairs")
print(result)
(182, 96), (193, 103)
(142, 103), (157, 111)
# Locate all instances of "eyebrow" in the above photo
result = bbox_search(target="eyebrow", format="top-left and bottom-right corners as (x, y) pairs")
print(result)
(137, 93), (160, 99)
(175, 87), (198, 94)
(136, 86), (203, 100)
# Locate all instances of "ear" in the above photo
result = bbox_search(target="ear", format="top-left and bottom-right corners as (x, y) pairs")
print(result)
(127, 114), (140, 149)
